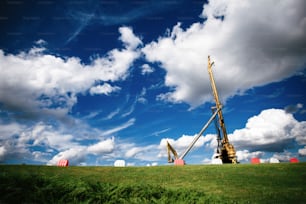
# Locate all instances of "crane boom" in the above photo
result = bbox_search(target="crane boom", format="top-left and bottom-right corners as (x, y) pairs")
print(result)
(207, 56), (238, 163)
(207, 56), (229, 143)
(167, 108), (220, 165)
(179, 107), (220, 160)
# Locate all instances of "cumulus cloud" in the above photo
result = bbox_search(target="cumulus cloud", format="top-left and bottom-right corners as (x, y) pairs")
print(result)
(25, 123), (77, 150)
(0, 120), (88, 163)
(47, 147), (87, 165)
(87, 137), (115, 154)
(89, 83), (121, 95)
(230, 109), (306, 152)
(0, 122), (45, 163)
(0, 117), (135, 164)
(0, 26), (141, 121)
(119, 26), (142, 50)
(124, 144), (160, 161)
(143, 0), (306, 107)
(48, 137), (116, 165)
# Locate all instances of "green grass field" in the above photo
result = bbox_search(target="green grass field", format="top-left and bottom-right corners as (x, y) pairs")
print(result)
(1, 163), (306, 203)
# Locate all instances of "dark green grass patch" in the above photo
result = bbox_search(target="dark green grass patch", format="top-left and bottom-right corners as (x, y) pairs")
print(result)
(1, 163), (305, 203)
(0, 166), (218, 203)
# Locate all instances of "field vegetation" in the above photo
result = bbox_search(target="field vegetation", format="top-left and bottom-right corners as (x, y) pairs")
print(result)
(1, 163), (306, 203)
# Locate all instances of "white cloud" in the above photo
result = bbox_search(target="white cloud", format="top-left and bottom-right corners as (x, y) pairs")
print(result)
(87, 137), (115, 154)
(124, 144), (159, 161)
(158, 134), (210, 159)
(127, 162), (135, 166)
(125, 147), (142, 158)
(103, 108), (120, 120)
(0, 26), (141, 120)
(151, 128), (171, 137)
(101, 118), (136, 136)
(119, 26), (142, 50)
(0, 146), (7, 161)
(151, 162), (158, 166)
(35, 39), (47, 46)
(0, 121), (83, 163)
(89, 83), (121, 95)
(271, 151), (294, 162)
(203, 157), (213, 164)
(166, 135), (206, 148)
(0, 122), (25, 139)
(64, 1), (174, 43)
(298, 146), (306, 156)
(141, 64), (154, 75)
(121, 105), (135, 118)
(137, 88), (148, 104)
(28, 123), (76, 150)
(0, 117), (136, 164)
(47, 134), (124, 165)
(230, 109), (306, 152)
(269, 157), (280, 163)
(45, 134), (119, 165)
(32, 151), (51, 162)
(82, 111), (100, 120)
(292, 121), (306, 145)
(0, 122), (31, 162)
(142, 0), (306, 107)
(236, 150), (264, 162)
(47, 147), (87, 165)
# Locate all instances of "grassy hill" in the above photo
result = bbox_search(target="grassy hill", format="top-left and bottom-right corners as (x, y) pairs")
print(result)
(1, 163), (306, 203)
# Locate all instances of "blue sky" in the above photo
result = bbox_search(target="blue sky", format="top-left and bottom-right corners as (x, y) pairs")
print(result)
(0, 0), (306, 166)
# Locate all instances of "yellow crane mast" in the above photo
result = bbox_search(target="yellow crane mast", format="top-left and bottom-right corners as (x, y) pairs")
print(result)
(207, 56), (237, 164)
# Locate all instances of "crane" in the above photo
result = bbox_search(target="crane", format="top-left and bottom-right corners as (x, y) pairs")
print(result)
(208, 56), (237, 164)
(166, 55), (238, 165)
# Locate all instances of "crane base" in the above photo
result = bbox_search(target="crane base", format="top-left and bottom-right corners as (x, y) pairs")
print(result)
(174, 159), (185, 166)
